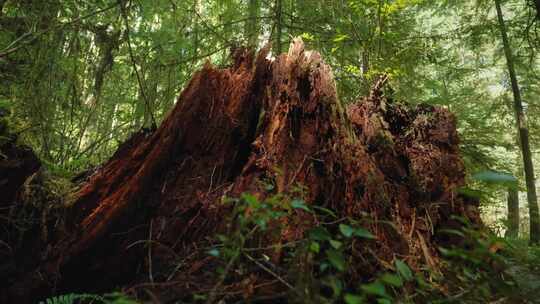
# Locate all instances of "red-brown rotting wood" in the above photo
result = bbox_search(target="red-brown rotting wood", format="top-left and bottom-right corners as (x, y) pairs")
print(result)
(3, 40), (480, 303)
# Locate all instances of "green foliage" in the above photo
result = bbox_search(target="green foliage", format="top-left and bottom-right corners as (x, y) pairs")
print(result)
(203, 191), (540, 303)
(459, 170), (519, 210)
(395, 259), (413, 282)
(41, 292), (139, 304)
(2, 1), (539, 218)
(504, 240), (540, 296)
(472, 170), (517, 187)
(208, 190), (421, 303)
(430, 217), (540, 303)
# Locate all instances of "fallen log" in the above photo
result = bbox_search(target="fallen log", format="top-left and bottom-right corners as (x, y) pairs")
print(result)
(3, 39), (480, 303)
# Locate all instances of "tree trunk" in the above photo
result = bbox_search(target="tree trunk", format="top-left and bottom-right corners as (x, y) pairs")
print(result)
(495, 0), (540, 244)
(2, 40), (481, 303)
(274, 0), (283, 54)
(505, 187), (520, 238)
(244, 0), (259, 47)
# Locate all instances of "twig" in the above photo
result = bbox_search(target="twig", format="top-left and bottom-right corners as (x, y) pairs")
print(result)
(243, 252), (295, 290)
(160, 45), (230, 67)
(208, 165), (217, 193)
(142, 288), (161, 304)
(120, 0), (156, 127)
(370, 74), (389, 98)
(205, 252), (240, 304)
(408, 209), (416, 239)
(148, 219), (154, 284)
(72, 120), (131, 160)
(0, 239), (13, 253)
(321, 217), (347, 225)
(0, 3), (120, 57)
(243, 240), (304, 252)
(125, 239), (179, 260)
(233, 292), (288, 304)
(189, 8), (232, 47)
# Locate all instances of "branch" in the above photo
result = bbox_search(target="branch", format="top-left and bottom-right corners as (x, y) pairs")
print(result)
(0, 2), (120, 58)
(120, 0), (156, 127)
(160, 45), (230, 67)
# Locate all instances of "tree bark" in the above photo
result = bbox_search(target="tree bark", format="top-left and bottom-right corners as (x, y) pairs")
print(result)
(274, 0), (282, 54)
(505, 187), (520, 238)
(495, 0), (540, 244)
(244, 0), (259, 47)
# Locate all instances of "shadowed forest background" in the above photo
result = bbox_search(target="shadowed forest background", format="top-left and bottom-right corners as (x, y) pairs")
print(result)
(2, 0), (540, 303)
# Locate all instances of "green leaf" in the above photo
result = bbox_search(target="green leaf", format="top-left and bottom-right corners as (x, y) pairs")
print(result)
(354, 227), (376, 239)
(438, 228), (465, 237)
(242, 193), (260, 208)
(300, 32), (315, 41)
(324, 276), (343, 297)
(472, 170), (517, 185)
(310, 227), (331, 241)
(457, 187), (484, 199)
(327, 249), (346, 272)
(103, 292), (139, 304)
(312, 206), (338, 218)
(216, 266), (225, 275)
(208, 248), (220, 257)
(291, 199), (311, 212)
(395, 259), (413, 281)
(344, 293), (364, 304)
(320, 261), (330, 272)
(360, 281), (387, 297)
(339, 224), (355, 238)
(333, 34), (349, 42)
(380, 273), (403, 287)
(270, 210), (286, 219)
(264, 183), (275, 191)
(254, 218), (267, 230)
(330, 239), (343, 249)
(310, 241), (320, 253)
(193, 294), (207, 300)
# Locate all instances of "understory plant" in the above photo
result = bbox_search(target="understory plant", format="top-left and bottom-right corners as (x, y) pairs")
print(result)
(204, 187), (540, 303)
(205, 186), (422, 303)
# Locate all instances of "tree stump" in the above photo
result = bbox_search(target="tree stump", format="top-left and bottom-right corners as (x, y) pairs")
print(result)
(3, 39), (480, 303)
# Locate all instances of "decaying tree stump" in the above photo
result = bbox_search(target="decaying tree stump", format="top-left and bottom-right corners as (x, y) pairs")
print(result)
(2, 39), (480, 302)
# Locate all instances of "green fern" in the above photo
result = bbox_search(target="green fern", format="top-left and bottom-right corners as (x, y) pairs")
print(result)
(40, 293), (102, 304)
(103, 292), (140, 304)
(40, 292), (139, 304)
